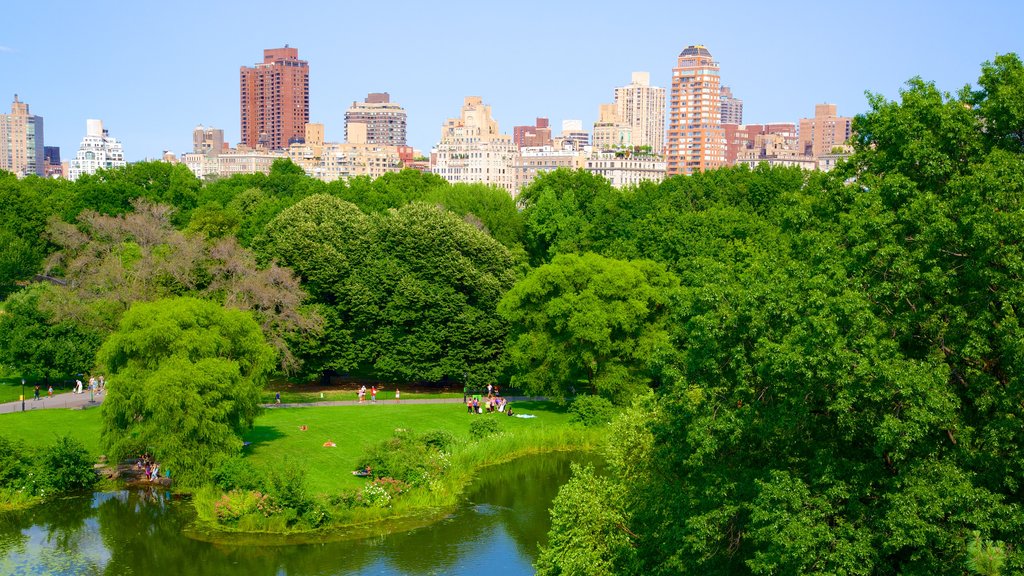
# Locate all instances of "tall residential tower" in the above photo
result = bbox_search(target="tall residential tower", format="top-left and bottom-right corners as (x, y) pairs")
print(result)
(240, 46), (309, 150)
(666, 45), (725, 176)
(614, 72), (665, 154)
(0, 95), (44, 177)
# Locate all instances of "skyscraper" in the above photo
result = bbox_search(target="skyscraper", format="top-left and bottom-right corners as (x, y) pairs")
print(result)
(614, 72), (665, 154)
(240, 46), (309, 150)
(345, 92), (407, 146)
(0, 95), (44, 177)
(666, 45), (726, 176)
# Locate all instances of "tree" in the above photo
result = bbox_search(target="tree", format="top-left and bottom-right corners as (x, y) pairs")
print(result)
(98, 297), (274, 486)
(519, 169), (615, 265)
(0, 284), (104, 385)
(498, 253), (678, 402)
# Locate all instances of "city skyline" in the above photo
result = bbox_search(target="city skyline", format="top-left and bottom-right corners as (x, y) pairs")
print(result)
(1, 0), (1021, 162)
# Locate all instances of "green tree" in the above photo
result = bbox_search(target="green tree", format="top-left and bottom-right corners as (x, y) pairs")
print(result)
(498, 253), (678, 402)
(97, 297), (275, 486)
(519, 169), (615, 265)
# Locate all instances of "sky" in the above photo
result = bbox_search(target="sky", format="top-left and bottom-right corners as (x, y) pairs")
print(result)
(2, 0), (1022, 162)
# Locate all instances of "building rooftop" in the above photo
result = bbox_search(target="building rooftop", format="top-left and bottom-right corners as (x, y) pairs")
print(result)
(680, 45), (712, 58)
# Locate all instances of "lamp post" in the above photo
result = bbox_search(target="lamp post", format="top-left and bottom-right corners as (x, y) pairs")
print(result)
(21, 379), (25, 412)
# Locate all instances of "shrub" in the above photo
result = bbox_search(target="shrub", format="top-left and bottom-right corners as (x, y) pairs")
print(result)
(418, 430), (456, 452)
(568, 395), (617, 427)
(0, 437), (33, 489)
(469, 418), (500, 437)
(267, 461), (312, 519)
(214, 490), (277, 523)
(36, 436), (97, 492)
(212, 456), (265, 491)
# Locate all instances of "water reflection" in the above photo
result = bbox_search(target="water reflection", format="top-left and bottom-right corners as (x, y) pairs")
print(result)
(0, 452), (593, 575)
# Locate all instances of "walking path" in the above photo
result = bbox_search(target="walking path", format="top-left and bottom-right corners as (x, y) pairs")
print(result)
(0, 392), (546, 414)
(265, 396), (546, 409)
(0, 390), (105, 414)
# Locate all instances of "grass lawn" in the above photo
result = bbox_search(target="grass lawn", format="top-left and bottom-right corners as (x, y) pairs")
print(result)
(0, 408), (103, 455)
(260, 388), (464, 404)
(242, 400), (572, 494)
(0, 378), (75, 404)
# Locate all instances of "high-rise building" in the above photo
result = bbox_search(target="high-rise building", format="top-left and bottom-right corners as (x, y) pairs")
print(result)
(798, 104), (852, 158)
(666, 44), (726, 176)
(614, 72), (665, 154)
(592, 103), (632, 151)
(68, 119), (125, 180)
(0, 95), (44, 177)
(513, 118), (553, 149)
(430, 96), (517, 196)
(344, 92), (407, 146)
(721, 86), (743, 125)
(240, 46), (309, 150)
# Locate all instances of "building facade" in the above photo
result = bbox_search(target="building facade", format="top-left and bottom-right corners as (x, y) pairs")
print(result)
(512, 145), (588, 191)
(666, 45), (726, 176)
(592, 103), (632, 151)
(193, 125), (225, 154)
(0, 95), (44, 177)
(513, 118), (552, 149)
(614, 72), (665, 154)
(240, 46), (309, 150)
(68, 119), (125, 180)
(724, 123), (797, 165)
(558, 119), (590, 151)
(344, 92), (407, 146)
(430, 96), (517, 196)
(798, 103), (853, 158)
(720, 86), (743, 125)
(586, 151), (666, 188)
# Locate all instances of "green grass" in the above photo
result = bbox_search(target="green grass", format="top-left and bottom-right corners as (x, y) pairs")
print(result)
(259, 389), (464, 404)
(0, 377), (31, 404)
(242, 400), (573, 494)
(0, 408), (103, 455)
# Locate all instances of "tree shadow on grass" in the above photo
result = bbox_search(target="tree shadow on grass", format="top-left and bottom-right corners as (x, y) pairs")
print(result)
(242, 425), (285, 449)
(514, 400), (569, 414)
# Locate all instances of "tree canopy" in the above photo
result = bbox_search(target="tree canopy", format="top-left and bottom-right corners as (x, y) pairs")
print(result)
(98, 297), (274, 486)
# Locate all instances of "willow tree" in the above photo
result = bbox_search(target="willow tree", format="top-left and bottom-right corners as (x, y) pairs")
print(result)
(98, 297), (274, 486)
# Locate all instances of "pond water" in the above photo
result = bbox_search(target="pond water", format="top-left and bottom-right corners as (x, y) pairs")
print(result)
(0, 451), (591, 575)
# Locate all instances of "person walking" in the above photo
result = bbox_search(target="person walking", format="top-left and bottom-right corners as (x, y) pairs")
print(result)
(359, 385), (366, 403)
(47, 385), (53, 397)
(395, 388), (401, 403)
(371, 386), (377, 403)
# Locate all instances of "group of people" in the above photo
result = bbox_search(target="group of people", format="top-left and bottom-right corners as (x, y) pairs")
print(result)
(72, 375), (104, 396)
(467, 393), (513, 416)
(31, 384), (53, 400)
(358, 385), (400, 403)
(135, 453), (163, 482)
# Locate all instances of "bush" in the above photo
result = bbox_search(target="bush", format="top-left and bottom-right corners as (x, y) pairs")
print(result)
(212, 456), (265, 491)
(469, 418), (500, 437)
(568, 395), (617, 427)
(418, 430), (456, 452)
(36, 436), (97, 492)
(267, 461), (312, 520)
(0, 437), (33, 489)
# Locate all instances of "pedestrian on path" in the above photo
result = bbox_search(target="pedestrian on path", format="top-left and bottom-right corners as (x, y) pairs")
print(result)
(34, 385), (40, 401)
(47, 385), (53, 397)
(395, 388), (400, 403)
(371, 386), (377, 403)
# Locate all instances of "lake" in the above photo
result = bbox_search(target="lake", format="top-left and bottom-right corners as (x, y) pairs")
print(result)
(0, 451), (591, 575)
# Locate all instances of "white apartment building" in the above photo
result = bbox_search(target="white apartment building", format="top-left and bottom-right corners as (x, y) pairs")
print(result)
(585, 151), (666, 188)
(431, 97), (517, 196)
(68, 119), (125, 180)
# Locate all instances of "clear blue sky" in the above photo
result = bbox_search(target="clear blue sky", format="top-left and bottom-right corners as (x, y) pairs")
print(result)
(2, 0), (1021, 162)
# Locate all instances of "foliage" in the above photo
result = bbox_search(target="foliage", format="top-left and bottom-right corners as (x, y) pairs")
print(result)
(357, 428), (451, 487)
(468, 418), (499, 438)
(535, 464), (637, 576)
(537, 55), (1024, 574)
(35, 436), (97, 493)
(0, 284), (105, 383)
(98, 297), (275, 486)
(41, 199), (315, 372)
(0, 436), (33, 489)
(519, 169), (615, 266)
(966, 530), (1007, 576)
(261, 196), (519, 383)
(212, 456), (266, 492)
(498, 253), (679, 402)
(267, 460), (313, 519)
(567, 395), (617, 427)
